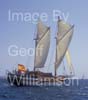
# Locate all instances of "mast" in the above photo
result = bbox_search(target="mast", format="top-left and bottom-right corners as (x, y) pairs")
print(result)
(34, 23), (38, 71)
(34, 38), (37, 71)
(54, 17), (60, 76)
(55, 37), (57, 76)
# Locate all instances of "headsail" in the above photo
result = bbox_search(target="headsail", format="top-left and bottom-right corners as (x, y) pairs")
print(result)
(65, 49), (74, 75)
(34, 20), (50, 69)
(55, 18), (74, 75)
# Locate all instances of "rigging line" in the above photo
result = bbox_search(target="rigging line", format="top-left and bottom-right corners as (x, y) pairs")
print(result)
(62, 60), (67, 75)
(71, 64), (75, 76)
(47, 46), (55, 72)
(37, 27), (50, 45)
(55, 36), (69, 72)
(33, 27), (50, 52)
(59, 25), (74, 42)
(66, 50), (75, 76)
(70, 58), (75, 76)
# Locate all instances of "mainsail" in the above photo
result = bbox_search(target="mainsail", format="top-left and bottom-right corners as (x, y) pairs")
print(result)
(55, 18), (74, 75)
(34, 20), (50, 69)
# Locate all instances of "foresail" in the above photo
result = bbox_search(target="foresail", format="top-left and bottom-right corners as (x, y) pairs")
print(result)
(65, 50), (74, 74)
(34, 21), (50, 68)
(55, 20), (74, 70)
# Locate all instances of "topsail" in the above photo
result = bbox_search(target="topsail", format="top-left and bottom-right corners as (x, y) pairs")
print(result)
(55, 19), (74, 71)
(34, 20), (50, 68)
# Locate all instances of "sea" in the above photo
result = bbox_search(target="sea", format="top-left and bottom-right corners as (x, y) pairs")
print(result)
(0, 77), (88, 100)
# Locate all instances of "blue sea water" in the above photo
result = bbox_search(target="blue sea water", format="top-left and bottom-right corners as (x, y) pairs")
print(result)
(0, 78), (88, 100)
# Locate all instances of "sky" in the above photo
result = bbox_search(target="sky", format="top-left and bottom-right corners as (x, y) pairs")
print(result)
(0, 0), (88, 78)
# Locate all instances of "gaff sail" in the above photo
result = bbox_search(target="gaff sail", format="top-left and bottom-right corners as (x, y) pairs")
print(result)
(34, 20), (50, 68)
(55, 19), (74, 73)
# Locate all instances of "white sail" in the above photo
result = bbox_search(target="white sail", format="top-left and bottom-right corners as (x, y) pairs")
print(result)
(65, 49), (74, 74)
(65, 50), (72, 71)
(34, 20), (50, 68)
(55, 20), (74, 70)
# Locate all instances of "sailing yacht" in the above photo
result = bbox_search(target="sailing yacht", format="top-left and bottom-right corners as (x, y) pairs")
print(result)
(7, 17), (74, 86)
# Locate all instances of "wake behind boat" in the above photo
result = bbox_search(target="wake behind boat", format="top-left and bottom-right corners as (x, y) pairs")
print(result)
(7, 17), (75, 86)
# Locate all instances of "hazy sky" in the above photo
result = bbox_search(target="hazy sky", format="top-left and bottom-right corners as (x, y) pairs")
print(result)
(0, 0), (88, 78)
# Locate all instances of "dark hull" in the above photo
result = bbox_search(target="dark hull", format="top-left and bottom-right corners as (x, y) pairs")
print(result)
(7, 71), (65, 86)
